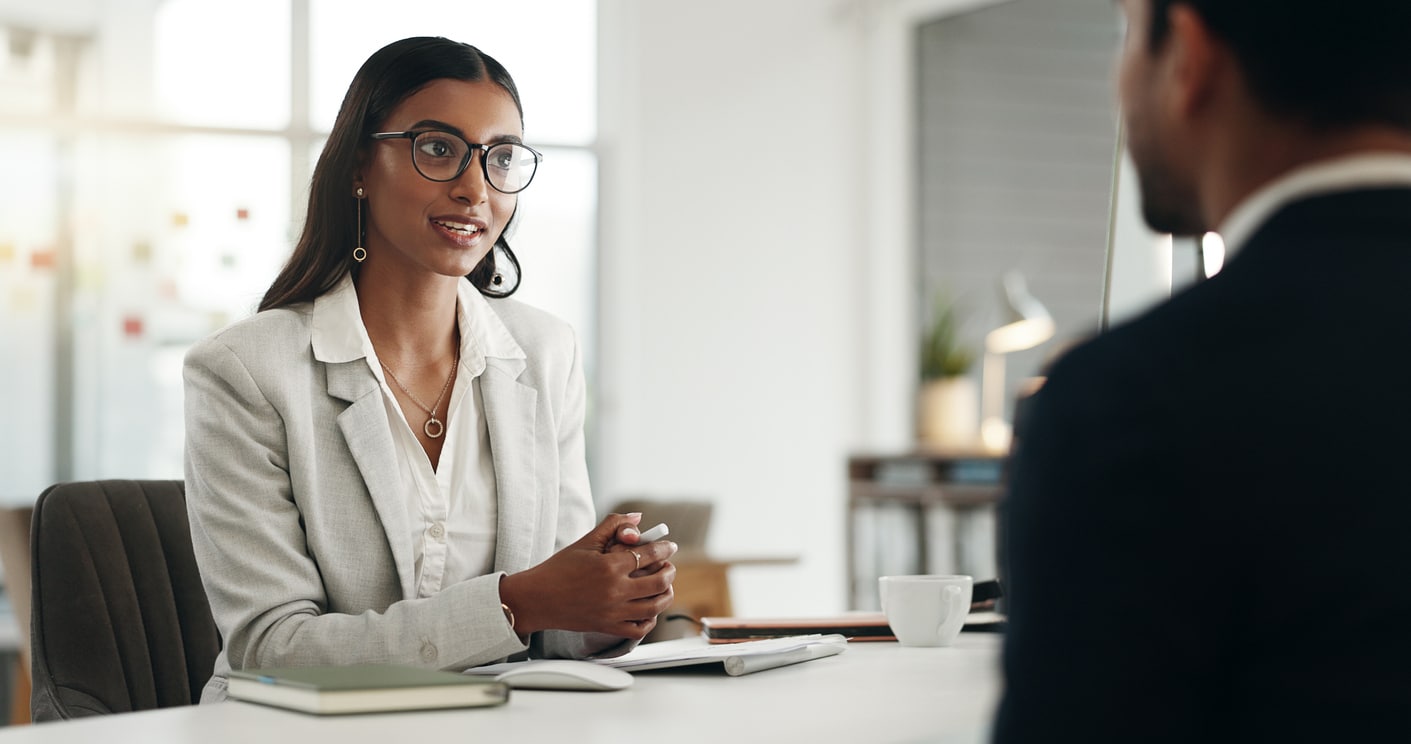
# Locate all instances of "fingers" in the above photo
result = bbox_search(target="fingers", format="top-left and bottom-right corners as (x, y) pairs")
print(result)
(618, 539), (678, 576)
(581, 512), (643, 552)
(640, 563), (676, 599)
(617, 576), (675, 639)
(513, 517), (676, 639)
(608, 535), (676, 560)
(617, 615), (659, 641)
(615, 520), (643, 545)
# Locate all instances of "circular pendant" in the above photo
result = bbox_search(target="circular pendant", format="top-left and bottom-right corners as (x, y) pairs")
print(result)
(424, 417), (445, 439)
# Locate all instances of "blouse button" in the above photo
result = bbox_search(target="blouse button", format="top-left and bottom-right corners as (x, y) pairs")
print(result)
(428, 522), (446, 540)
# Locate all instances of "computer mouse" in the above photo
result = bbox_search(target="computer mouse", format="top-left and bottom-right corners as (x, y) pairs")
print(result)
(493, 660), (634, 691)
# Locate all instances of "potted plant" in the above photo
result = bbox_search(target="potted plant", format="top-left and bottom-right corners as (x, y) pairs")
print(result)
(918, 295), (978, 450)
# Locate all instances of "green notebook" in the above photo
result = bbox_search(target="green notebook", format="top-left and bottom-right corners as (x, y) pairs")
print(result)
(228, 664), (510, 715)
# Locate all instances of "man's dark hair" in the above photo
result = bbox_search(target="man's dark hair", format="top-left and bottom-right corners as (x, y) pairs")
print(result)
(1146, 0), (1411, 130)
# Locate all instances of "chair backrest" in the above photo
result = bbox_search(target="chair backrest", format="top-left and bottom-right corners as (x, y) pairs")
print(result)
(29, 480), (219, 721)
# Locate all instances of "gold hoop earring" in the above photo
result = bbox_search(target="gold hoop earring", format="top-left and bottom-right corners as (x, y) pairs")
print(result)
(352, 187), (367, 263)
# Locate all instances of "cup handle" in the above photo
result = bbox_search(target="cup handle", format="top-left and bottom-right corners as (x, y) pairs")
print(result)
(936, 585), (966, 638)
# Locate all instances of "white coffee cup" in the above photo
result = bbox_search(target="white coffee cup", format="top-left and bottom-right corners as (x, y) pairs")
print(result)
(879, 574), (973, 647)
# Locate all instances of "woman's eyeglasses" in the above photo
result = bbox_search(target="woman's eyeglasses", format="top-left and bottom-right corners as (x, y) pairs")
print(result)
(369, 130), (543, 194)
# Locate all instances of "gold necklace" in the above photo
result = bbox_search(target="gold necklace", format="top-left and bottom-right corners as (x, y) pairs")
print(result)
(379, 346), (460, 439)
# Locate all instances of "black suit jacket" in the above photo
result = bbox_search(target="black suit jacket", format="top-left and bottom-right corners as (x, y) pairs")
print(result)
(993, 188), (1411, 743)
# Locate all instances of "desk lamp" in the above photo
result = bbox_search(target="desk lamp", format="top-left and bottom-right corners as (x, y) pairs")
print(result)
(980, 272), (1055, 452)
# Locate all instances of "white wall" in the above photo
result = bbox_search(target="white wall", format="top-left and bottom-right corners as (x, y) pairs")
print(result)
(595, 0), (1011, 615)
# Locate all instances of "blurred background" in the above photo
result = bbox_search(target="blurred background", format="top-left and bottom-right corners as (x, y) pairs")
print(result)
(1, 0), (1195, 662)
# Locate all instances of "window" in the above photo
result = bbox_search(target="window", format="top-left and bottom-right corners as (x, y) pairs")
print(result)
(0, 1), (598, 503)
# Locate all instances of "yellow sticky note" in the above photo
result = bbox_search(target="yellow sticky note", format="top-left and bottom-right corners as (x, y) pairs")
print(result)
(9, 286), (37, 314)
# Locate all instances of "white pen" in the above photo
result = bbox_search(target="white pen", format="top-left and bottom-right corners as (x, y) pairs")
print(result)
(636, 523), (670, 543)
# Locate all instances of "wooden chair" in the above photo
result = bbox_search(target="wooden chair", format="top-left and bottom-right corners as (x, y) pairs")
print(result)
(0, 506), (34, 724)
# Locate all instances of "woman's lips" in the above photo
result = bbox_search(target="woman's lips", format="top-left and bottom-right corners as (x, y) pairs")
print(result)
(431, 218), (486, 246)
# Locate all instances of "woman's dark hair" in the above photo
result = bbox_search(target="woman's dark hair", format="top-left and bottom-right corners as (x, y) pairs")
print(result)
(260, 37), (525, 311)
(1145, 0), (1411, 131)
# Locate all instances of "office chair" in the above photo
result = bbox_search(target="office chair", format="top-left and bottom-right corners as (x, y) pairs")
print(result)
(29, 480), (219, 721)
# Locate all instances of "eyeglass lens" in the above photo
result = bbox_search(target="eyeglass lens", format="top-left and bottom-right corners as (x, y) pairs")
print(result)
(411, 131), (537, 192)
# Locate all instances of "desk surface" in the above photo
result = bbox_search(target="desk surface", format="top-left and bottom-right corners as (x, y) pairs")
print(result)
(0, 635), (1002, 744)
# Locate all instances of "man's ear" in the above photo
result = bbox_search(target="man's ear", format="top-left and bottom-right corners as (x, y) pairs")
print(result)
(1164, 4), (1225, 120)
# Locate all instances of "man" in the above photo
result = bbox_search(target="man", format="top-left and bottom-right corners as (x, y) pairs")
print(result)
(994, 0), (1411, 741)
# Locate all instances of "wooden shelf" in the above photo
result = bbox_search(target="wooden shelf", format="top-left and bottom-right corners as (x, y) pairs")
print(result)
(846, 452), (1005, 609)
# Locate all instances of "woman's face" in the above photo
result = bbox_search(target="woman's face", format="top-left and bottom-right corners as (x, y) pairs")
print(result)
(357, 78), (523, 282)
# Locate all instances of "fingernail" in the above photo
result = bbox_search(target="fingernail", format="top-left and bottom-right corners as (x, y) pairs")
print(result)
(623, 527), (640, 538)
(626, 512), (642, 519)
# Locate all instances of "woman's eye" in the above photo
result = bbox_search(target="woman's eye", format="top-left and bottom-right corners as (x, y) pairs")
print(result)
(488, 147), (517, 171)
(418, 136), (458, 159)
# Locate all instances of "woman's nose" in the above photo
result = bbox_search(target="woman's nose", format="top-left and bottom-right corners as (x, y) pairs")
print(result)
(450, 150), (489, 203)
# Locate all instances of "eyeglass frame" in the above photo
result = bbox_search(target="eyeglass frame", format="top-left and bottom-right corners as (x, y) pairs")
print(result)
(368, 130), (544, 194)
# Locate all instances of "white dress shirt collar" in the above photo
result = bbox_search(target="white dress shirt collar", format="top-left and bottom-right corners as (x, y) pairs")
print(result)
(1218, 152), (1411, 257)
(310, 274), (525, 370)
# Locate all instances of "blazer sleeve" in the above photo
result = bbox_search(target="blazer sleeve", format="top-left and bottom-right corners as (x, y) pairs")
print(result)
(530, 324), (635, 660)
(184, 333), (526, 682)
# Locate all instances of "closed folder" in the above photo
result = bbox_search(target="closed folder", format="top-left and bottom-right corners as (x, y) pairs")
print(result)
(701, 614), (896, 643)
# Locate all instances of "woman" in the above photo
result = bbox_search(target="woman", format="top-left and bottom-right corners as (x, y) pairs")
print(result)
(183, 37), (675, 703)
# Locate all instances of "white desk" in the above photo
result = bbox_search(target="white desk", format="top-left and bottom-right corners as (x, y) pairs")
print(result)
(0, 635), (1002, 744)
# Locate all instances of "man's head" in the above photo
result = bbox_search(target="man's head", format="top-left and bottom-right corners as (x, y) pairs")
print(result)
(1145, 0), (1411, 130)
(1117, 0), (1411, 234)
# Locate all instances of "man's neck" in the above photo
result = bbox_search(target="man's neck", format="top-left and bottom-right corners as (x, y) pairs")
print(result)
(1199, 122), (1411, 230)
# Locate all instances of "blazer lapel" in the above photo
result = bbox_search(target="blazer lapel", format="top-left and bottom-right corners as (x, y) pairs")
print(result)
(326, 360), (417, 598)
(481, 356), (539, 573)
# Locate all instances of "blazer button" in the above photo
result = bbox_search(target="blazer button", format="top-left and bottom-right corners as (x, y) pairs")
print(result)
(420, 641), (438, 662)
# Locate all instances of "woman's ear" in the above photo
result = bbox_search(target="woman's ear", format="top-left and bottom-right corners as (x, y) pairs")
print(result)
(352, 147), (369, 193)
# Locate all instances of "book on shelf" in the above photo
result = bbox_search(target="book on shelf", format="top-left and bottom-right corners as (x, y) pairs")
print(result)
(227, 664), (510, 715)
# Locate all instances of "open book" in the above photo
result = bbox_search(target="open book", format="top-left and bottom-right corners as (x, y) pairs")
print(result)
(469, 634), (848, 678)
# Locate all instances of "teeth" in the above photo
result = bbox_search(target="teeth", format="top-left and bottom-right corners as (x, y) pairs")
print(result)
(434, 220), (480, 234)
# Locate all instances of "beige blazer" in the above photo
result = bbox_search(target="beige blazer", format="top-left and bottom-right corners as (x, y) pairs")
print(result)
(183, 285), (623, 702)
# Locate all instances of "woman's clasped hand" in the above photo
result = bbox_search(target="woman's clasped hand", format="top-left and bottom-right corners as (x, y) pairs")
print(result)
(500, 513), (677, 640)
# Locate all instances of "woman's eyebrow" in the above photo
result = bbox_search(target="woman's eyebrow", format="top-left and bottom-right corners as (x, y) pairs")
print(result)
(407, 119), (524, 145)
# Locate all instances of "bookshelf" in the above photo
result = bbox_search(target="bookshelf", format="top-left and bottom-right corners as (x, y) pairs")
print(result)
(847, 452), (1005, 610)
